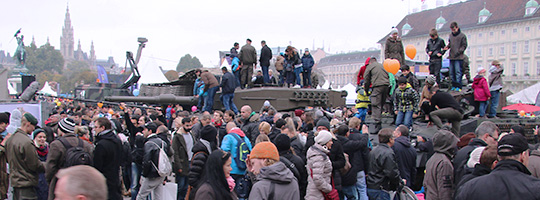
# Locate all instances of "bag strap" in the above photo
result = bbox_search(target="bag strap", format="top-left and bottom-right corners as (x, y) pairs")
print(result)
(58, 135), (78, 150)
(231, 133), (243, 143)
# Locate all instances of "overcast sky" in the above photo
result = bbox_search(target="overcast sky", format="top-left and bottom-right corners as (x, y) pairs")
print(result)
(1, 0), (448, 71)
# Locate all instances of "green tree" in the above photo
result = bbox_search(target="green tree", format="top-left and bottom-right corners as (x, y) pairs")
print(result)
(25, 43), (64, 74)
(176, 54), (203, 72)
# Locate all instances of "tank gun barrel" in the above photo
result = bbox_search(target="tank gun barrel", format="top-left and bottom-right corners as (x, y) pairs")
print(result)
(105, 94), (198, 105)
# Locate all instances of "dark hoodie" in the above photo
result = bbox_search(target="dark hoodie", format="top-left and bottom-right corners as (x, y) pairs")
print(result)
(453, 138), (487, 184)
(424, 130), (458, 200)
(94, 129), (123, 200)
(188, 138), (217, 186)
(248, 162), (300, 200)
(392, 136), (417, 187)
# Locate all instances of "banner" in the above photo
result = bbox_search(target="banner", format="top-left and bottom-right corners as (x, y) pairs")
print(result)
(97, 65), (109, 83)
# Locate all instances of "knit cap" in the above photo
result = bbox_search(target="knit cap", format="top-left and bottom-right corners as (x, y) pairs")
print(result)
(315, 130), (335, 145)
(316, 118), (330, 130)
(426, 75), (436, 85)
(200, 125), (218, 142)
(273, 134), (291, 152)
(390, 27), (399, 35)
(250, 141), (279, 161)
(58, 118), (76, 133)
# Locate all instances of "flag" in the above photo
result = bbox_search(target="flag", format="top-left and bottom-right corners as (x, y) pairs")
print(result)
(96, 65), (109, 83)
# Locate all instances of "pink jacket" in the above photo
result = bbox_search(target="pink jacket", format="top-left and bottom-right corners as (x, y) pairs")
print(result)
(472, 75), (491, 101)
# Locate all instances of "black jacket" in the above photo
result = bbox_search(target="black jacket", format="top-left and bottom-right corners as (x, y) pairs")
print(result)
(94, 129), (123, 200)
(141, 135), (170, 178)
(290, 136), (304, 158)
(455, 160), (540, 200)
(455, 164), (491, 193)
(279, 150), (307, 200)
(431, 91), (464, 113)
(336, 134), (369, 186)
(329, 139), (346, 190)
(453, 138), (487, 184)
(366, 144), (401, 191)
(220, 71), (236, 94)
(188, 139), (215, 186)
(259, 45), (272, 67)
(425, 37), (447, 61)
(124, 112), (146, 165)
(241, 114), (260, 144)
(301, 54), (314, 70)
(392, 136), (417, 188)
(349, 130), (370, 172)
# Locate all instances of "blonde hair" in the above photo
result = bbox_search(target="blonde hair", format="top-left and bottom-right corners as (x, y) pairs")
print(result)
(255, 134), (270, 145)
(264, 158), (278, 166)
(74, 126), (89, 137)
(258, 121), (271, 135)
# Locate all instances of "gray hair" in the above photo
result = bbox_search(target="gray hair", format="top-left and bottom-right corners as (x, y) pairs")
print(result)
(56, 165), (107, 200)
(475, 121), (499, 137)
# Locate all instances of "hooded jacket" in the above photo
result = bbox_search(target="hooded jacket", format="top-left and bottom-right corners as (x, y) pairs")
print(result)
(306, 143), (333, 200)
(424, 131), (458, 200)
(5, 128), (45, 188)
(528, 150), (540, 178)
(447, 29), (468, 60)
(241, 113), (260, 144)
(426, 37), (447, 61)
(385, 37), (405, 65)
(357, 58), (370, 85)
(472, 75), (491, 101)
(6, 109), (21, 134)
(221, 128), (252, 175)
(94, 129), (123, 200)
(455, 160), (540, 200)
(488, 66), (504, 91)
(279, 149), (307, 199)
(453, 138), (487, 184)
(393, 83), (420, 113)
(392, 136), (417, 188)
(249, 162), (300, 200)
(188, 138), (216, 186)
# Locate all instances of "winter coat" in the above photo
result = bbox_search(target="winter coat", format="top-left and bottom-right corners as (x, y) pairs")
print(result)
(172, 129), (194, 176)
(231, 57), (240, 72)
(306, 144), (333, 200)
(46, 134), (94, 183)
(385, 37), (405, 65)
(275, 55), (285, 71)
(393, 83), (420, 113)
(194, 78), (205, 96)
(336, 134), (369, 186)
(366, 143), (401, 191)
(141, 134), (170, 178)
(6, 109), (21, 134)
(290, 135), (304, 158)
(188, 139), (215, 186)
(430, 91), (464, 113)
(94, 129), (123, 200)
(528, 150), (540, 178)
(329, 139), (345, 191)
(424, 131), (458, 200)
(301, 54), (315, 70)
(397, 72), (420, 91)
(425, 37), (447, 61)
(0, 145), (8, 199)
(455, 160), (540, 200)
(5, 128), (45, 188)
(348, 131), (370, 172)
(260, 45), (273, 67)
(472, 75), (491, 101)
(279, 150), (307, 199)
(392, 136), (417, 188)
(364, 62), (390, 89)
(221, 71), (236, 94)
(488, 66), (504, 91)
(201, 71), (219, 91)
(221, 128), (252, 175)
(456, 164), (491, 192)
(241, 113), (261, 144)
(239, 43), (257, 64)
(193, 182), (236, 200)
(447, 29), (468, 60)
(357, 58), (370, 85)
(453, 138), (487, 184)
(249, 162), (300, 200)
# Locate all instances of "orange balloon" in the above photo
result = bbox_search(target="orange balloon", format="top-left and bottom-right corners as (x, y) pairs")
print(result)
(97, 102), (104, 108)
(384, 59), (400, 75)
(519, 110), (526, 116)
(383, 59), (391, 69)
(405, 44), (417, 60)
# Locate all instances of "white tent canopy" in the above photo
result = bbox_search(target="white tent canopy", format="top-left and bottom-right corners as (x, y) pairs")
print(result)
(137, 57), (169, 86)
(507, 82), (540, 104)
(39, 81), (57, 96)
(335, 83), (357, 105)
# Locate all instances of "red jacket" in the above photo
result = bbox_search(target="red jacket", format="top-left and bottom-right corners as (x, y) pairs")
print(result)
(472, 75), (491, 101)
(357, 58), (371, 85)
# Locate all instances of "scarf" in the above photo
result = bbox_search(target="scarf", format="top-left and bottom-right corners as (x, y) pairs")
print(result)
(36, 145), (48, 158)
(226, 176), (236, 192)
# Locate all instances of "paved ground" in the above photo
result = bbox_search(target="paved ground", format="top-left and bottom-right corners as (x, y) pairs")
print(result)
(123, 182), (177, 200)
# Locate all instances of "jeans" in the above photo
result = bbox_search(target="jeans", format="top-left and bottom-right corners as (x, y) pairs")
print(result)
(233, 70), (241, 88)
(221, 93), (239, 114)
(277, 70), (284, 86)
(294, 67), (303, 86)
(356, 108), (367, 122)
(367, 188), (390, 200)
(395, 110), (413, 128)
(261, 65), (270, 83)
(356, 171), (369, 200)
(302, 69), (312, 87)
(136, 176), (165, 200)
(489, 90), (500, 117)
(449, 60), (463, 88)
(340, 185), (359, 200)
(478, 101), (488, 117)
(203, 86), (219, 112)
(176, 175), (188, 200)
(131, 162), (142, 200)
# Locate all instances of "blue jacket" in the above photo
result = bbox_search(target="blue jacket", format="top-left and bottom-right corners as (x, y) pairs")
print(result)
(220, 128), (252, 175)
(301, 54), (314, 70)
(193, 78), (206, 97)
(232, 57), (240, 72)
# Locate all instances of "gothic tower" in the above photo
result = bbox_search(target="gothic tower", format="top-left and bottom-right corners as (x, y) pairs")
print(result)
(90, 41), (96, 66)
(60, 6), (74, 61)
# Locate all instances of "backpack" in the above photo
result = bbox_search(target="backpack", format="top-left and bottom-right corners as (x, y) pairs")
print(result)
(231, 133), (250, 170)
(151, 140), (172, 177)
(58, 136), (93, 168)
(280, 157), (300, 181)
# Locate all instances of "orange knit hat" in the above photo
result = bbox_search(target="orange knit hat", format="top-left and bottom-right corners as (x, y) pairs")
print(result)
(249, 142), (279, 161)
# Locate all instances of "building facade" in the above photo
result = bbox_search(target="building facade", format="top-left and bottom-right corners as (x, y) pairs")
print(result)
(60, 6), (100, 69)
(316, 50), (380, 88)
(379, 0), (540, 92)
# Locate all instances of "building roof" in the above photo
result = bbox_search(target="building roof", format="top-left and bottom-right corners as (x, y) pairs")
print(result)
(317, 50), (380, 68)
(378, 0), (540, 43)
